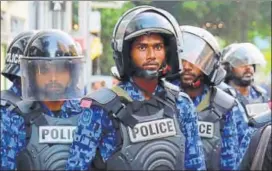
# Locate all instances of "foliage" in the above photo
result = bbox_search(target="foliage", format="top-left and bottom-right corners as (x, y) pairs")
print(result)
(99, 1), (271, 76)
(99, 2), (135, 74)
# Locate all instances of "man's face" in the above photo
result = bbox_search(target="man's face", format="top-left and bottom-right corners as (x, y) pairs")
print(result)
(180, 60), (204, 88)
(232, 64), (255, 86)
(35, 64), (71, 97)
(130, 33), (166, 71)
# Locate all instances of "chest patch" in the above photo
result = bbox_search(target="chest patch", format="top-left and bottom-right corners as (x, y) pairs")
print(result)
(128, 118), (177, 143)
(198, 121), (214, 138)
(39, 126), (76, 143)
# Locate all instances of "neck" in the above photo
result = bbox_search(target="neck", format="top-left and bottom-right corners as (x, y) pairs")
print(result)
(183, 85), (205, 99)
(43, 101), (64, 111)
(229, 81), (250, 96)
(132, 76), (158, 100)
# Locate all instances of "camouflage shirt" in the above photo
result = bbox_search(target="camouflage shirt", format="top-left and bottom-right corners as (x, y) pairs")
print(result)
(66, 80), (206, 170)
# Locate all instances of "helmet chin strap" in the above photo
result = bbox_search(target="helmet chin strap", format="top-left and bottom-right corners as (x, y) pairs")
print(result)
(189, 75), (202, 88)
(181, 75), (203, 90)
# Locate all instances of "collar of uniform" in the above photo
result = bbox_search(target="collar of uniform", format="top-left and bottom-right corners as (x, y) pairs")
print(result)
(171, 79), (181, 87)
(9, 78), (22, 96)
(39, 99), (81, 118)
(192, 85), (209, 107)
(118, 78), (164, 101)
(249, 86), (261, 99)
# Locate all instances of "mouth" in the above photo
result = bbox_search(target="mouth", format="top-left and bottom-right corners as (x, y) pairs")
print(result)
(182, 73), (195, 80)
(143, 64), (159, 70)
(244, 73), (253, 77)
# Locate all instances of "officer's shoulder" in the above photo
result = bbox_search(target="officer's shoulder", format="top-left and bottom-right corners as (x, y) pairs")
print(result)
(81, 87), (117, 106)
(217, 82), (237, 97)
(1, 90), (23, 115)
(212, 86), (236, 110)
(176, 91), (193, 104)
(252, 84), (267, 95)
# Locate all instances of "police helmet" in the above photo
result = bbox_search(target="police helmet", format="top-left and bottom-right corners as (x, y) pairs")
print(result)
(20, 29), (85, 101)
(111, 6), (183, 80)
(1, 31), (37, 82)
(222, 43), (266, 83)
(179, 25), (226, 85)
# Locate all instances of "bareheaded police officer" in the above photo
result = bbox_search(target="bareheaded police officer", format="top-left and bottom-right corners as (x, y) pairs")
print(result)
(1, 30), (85, 170)
(168, 25), (255, 170)
(66, 6), (206, 171)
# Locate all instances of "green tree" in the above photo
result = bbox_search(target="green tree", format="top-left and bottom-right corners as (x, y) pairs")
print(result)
(99, 2), (135, 74)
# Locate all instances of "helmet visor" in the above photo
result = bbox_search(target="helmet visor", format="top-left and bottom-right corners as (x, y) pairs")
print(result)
(223, 43), (266, 67)
(20, 57), (85, 101)
(179, 32), (218, 76)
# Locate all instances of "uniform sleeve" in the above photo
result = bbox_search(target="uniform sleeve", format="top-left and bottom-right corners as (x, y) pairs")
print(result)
(175, 94), (206, 170)
(1, 107), (26, 170)
(220, 108), (240, 170)
(231, 101), (256, 166)
(66, 106), (105, 171)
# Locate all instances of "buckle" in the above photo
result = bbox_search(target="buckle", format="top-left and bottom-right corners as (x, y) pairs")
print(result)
(112, 103), (126, 118)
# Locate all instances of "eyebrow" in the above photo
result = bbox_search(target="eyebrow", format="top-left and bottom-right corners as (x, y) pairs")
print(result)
(134, 41), (164, 46)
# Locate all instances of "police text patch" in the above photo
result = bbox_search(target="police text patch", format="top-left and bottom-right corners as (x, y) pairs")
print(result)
(128, 118), (176, 143)
(198, 121), (214, 138)
(39, 126), (76, 143)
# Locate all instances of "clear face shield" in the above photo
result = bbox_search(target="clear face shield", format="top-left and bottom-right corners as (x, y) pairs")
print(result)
(20, 57), (85, 101)
(179, 32), (219, 76)
(223, 43), (266, 68)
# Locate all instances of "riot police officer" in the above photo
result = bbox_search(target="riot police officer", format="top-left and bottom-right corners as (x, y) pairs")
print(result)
(66, 6), (206, 171)
(221, 43), (270, 128)
(1, 30), (36, 169)
(1, 29), (85, 170)
(168, 25), (255, 170)
(222, 43), (269, 104)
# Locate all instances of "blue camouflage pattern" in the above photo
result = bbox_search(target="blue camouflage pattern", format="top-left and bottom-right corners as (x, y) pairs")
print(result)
(66, 80), (206, 170)
(172, 80), (255, 170)
(1, 80), (82, 170)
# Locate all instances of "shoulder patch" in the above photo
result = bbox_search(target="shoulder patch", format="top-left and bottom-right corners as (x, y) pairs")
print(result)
(80, 99), (92, 108)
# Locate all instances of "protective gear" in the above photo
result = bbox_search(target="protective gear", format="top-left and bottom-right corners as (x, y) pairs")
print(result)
(222, 43), (266, 85)
(179, 25), (226, 85)
(0, 90), (80, 170)
(1, 31), (37, 82)
(16, 113), (79, 170)
(222, 43), (266, 68)
(218, 82), (271, 128)
(20, 30), (85, 101)
(81, 87), (186, 170)
(195, 86), (236, 170)
(239, 124), (271, 170)
(238, 85), (269, 105)
(111, 6), (182, 80)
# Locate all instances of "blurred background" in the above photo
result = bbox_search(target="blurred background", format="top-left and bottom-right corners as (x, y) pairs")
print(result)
(1, 0), (271, 93)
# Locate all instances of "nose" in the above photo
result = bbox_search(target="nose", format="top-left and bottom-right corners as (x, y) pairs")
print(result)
(49, 67), (57, 81)
(147, 47), (155, 60)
